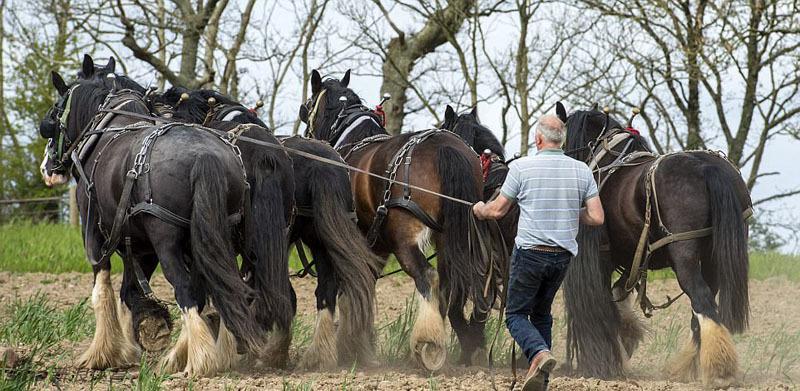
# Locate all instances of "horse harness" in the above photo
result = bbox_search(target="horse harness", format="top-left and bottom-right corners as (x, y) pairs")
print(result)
(339, 129), (448, 247)
(329, 104), (384, 150)
(586, 128), (753, 316)
(65, 90), (248, 297)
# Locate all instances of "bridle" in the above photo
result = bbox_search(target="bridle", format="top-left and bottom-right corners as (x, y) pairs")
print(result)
(43, 84), (145, 174)
(42, 84), (81, 173)
(303, 89), (328, 138)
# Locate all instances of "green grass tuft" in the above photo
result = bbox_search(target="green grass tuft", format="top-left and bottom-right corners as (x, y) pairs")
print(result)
(0, 292), (93, 390)
(378, 296), (416, 363)
(0, 292), (91, 349)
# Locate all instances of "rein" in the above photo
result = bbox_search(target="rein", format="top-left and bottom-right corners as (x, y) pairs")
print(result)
(100, 108), (478, 207)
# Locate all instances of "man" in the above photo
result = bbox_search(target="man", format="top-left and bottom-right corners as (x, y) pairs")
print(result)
(473, 114), (604, 391)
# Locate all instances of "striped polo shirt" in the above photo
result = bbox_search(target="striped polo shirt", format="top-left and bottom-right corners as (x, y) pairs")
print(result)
(500, 148), (599, 256)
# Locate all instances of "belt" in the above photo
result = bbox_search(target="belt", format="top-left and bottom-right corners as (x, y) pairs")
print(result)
(532, 245), (568, 253)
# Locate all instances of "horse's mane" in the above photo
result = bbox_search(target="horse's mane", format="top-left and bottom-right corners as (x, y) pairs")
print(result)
(451, 112), (505, 160)
(565, 110), (651, 161)
(65, 77), (150, 136)
(315, 78), (386, 141)
(155, 87), (268, 128)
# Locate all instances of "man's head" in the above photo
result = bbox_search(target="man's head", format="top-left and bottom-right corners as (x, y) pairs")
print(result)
(535, 114), (566, 150)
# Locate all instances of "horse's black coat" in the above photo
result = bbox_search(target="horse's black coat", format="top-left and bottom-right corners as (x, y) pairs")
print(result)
(153, 86), (380, 366)
(560, 103), (751, 379)
(39, 73), (265, 359)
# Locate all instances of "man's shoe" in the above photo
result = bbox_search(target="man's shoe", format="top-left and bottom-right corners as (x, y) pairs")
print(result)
(522, 350), (557, 391)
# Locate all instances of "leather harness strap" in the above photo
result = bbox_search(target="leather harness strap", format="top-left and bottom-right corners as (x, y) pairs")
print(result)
(364, 129), (446, 247)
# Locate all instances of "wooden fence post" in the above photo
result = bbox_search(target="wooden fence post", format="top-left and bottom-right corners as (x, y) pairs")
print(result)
(69, 185), (78, 227)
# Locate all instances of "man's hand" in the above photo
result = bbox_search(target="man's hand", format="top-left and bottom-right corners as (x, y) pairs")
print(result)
(472, 195), (514, 220)
(472, 201), (487, 220)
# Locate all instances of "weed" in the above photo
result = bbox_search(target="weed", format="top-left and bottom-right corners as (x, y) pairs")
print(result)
(647, 313), (684, 357)
(135, 355), (170, 391)
(378, 296), (416, 363)
(0, 292), (91, 350)
(291, 315), (314, 350)
(282, 377), (315, 391)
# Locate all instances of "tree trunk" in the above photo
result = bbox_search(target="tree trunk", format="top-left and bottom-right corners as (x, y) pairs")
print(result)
(379, 0), (474, 134)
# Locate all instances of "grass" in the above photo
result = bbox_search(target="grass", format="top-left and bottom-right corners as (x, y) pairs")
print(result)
(378, 296), (416, 363)
(0, 292), (93, 390)
(0, 222), (315, 274)
(3, 222), (798, 280)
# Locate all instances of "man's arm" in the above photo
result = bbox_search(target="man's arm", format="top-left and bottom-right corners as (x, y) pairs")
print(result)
(580, 196), (604, 226)
(473, 194), (515, 220)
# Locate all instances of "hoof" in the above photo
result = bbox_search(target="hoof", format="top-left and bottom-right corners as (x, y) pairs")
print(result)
(138, 316), (172, 352)
(414, 341), (446, 371)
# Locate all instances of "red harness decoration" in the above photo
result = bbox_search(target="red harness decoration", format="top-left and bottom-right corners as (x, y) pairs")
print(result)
(373, 104), (386, 127)
(625, 127), (640, 136)
(480, 149), (493, 181)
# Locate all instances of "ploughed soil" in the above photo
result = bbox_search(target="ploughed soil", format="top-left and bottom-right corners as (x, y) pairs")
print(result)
(0, 271), (798, 390)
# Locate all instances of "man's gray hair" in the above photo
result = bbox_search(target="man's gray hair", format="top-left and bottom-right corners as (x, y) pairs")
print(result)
(536, 115), (566, 146)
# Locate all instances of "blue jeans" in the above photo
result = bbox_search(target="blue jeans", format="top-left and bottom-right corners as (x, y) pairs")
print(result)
(505, 247), (571, 363)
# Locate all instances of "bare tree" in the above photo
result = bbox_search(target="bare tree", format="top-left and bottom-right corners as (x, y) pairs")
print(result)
(577, 0), (800, 204)
(114, 0), (226, 88)
(370, 0), (475, 134)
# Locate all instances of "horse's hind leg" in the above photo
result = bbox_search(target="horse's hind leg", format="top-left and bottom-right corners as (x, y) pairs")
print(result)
(395, 243), (447, 371)
(150, 227), (225, 377)
(77, 224), (139, 369)
(668, 244), (738, 388)
(299, 245), (338, 370)
(120, 254), (172, 353)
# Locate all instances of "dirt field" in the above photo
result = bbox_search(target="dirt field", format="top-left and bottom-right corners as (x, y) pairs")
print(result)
(1, 271), (798, 390)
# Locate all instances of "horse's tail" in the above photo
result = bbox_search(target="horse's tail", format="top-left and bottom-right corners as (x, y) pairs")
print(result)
(309, 162), (379, 359)
(435, 145), (492, 313)
(704, 164), (749, 334)
(247, 148), (295, 332)
(190, 156), (261, 350)
(563, 225), (625, 378)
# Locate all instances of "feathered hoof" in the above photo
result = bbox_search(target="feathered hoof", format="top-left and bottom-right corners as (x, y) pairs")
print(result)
(299, 310), (338, 371)
(160, 329), (189, 374)
(138, 316), (172, 352)
(255, 329), (291, 369)
(298, 346), (338, 371)
(698, 315), (739, 388)
(77, 340), (139, 370)
(414, 341), (446, 371)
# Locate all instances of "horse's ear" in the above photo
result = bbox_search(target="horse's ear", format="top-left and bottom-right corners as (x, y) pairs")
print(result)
(340, 69), (351, 88)
(445, 105), (456, 122)
(298, 104), (309, 123)
(470, 106), (478, 119)
(105, 57), (116, 73)
(556, 101), (567, 123)
(311, 69), (322, 95)
(51, 71), (68, 96)
(81, 54), (94, 78)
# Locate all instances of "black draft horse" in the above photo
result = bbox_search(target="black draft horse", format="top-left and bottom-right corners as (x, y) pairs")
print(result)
(151, 87), (380, 369)
(440, 105), (519, 255)
(299, 70), (496, 370)
(75, 55), (295, 369)
(558, 103), (751, 387)
(39, 64), (266, 376)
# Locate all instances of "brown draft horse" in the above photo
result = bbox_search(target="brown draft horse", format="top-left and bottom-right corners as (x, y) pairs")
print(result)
(299, 70), (496, 369)
(558, 103), (751, 387)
